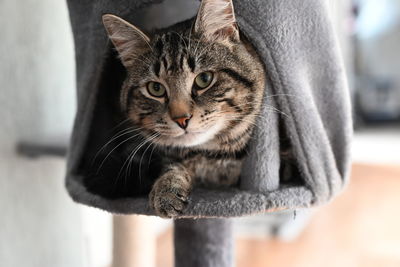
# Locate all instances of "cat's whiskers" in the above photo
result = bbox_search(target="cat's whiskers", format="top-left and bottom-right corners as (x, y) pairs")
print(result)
(221, 110), (282, 127)
(109, 118), (131, 132)
(147, 137), (159, 171)
(138, 134), (162, 186)
(200, 108), (263, 134)
(215, 100), (290, 119)
(96, 132), (145, 174)
(211, 103), (260, 115)
(92, 126), (143, 165)
(117, 132), (160, 187)
(113, 137), (148, 190)
(263, 105), (290, 118)
(222, 116), (263, 133)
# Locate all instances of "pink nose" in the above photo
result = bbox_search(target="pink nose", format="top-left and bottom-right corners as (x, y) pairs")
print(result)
(173, 114), (192, 129)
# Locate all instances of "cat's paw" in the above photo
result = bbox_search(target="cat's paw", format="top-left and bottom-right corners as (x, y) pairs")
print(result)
(149, 177), (190, 218)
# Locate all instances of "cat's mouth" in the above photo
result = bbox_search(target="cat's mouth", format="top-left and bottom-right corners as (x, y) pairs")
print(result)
(171, 131), (211, 146)
(175, 129), (207, 139)
(154, 127), (219, 147)
(183, 130), (206, 135)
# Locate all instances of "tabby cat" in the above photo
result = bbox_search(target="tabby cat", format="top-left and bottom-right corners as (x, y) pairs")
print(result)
(102, 0), (266, 217)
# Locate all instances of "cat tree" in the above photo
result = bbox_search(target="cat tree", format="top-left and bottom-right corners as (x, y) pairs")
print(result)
(66, 0), (352, 266)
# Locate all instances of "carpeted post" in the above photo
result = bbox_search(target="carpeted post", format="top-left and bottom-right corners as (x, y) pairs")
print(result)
(174, 218), (233, 267)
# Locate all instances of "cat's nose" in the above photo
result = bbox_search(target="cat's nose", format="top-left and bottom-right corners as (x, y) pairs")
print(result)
(172, 114), (192, 129)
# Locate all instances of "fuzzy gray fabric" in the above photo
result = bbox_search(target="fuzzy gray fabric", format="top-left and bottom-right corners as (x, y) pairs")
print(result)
(174, 218), (233, 267)
(65, 0), (352, 218)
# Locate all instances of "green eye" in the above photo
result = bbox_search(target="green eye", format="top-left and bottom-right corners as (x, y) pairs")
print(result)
(147, 82), (166, 97)
(194, 71), (214, 89)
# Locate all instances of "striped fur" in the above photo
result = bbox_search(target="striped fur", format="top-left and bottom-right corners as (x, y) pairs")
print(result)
(103, 0), (266, 217)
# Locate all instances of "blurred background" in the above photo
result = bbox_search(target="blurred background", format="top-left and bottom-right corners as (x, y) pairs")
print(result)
(1, 0), (399, 267)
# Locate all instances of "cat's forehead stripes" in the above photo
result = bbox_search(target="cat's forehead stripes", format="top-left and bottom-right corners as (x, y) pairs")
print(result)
(152, 32), (195, 76)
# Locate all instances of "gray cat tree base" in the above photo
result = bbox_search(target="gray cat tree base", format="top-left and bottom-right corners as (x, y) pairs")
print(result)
(66, 0), (351, 266)
(175, 219), (233, 267)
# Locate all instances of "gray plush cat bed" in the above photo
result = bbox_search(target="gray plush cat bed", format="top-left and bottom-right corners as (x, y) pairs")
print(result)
(66, 0), (351, 217)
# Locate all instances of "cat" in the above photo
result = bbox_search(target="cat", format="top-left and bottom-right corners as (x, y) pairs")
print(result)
(101, 0), (267, 217)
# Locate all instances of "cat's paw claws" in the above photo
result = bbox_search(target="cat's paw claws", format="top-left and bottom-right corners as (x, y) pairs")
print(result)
(149, 185), (189, 218)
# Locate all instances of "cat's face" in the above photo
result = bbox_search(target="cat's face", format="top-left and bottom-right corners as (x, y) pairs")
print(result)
(103, 0), (265, 149)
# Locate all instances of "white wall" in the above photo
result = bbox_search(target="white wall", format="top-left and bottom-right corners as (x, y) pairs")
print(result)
(0, 0), (83, 266)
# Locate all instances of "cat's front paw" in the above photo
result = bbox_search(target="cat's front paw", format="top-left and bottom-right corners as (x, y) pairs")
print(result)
(149, 176), (190, 218)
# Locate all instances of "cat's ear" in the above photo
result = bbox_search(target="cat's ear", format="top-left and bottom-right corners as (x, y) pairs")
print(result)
(102, 14), (151, 67)
(194, 0), (239, 42)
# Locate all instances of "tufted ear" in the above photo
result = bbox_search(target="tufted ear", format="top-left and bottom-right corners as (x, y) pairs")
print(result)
(194, 0), (239, 42)
(102, 14), (151, 68)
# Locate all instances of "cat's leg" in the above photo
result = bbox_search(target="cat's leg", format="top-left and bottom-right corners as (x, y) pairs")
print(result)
(149, 163), (193, 218)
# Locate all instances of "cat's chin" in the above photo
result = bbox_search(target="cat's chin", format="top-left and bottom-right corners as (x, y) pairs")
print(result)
(157, 125), (222, 148)
(173, 131), (212, 147)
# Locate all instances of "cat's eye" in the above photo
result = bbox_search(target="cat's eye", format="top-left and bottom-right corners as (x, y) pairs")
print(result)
(147, 82), (166, 97)
(194, 71), (214, 89)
